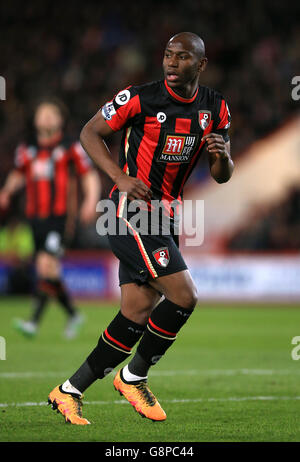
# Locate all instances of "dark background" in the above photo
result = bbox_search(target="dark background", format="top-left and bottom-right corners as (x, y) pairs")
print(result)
(0, 0), (299, 253)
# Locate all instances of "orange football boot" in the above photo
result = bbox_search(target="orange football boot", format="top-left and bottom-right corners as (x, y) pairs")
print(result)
(48, 385), (90, 425)
(113, 369), (166, 421)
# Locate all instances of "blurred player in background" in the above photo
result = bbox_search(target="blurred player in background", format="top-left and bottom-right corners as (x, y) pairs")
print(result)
(0, 98), (101, 339)
(48, 32), (233, 425)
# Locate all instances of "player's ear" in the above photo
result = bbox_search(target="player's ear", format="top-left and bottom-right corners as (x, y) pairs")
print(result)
(198, 57), (208, 73)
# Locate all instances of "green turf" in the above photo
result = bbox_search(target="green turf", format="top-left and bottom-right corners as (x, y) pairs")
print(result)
(0, 296), (300, 442)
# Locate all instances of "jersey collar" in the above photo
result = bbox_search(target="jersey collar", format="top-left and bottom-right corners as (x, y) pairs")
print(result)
(164, 79), (198, 103)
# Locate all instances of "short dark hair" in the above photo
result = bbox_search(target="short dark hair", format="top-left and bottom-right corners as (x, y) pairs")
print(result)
(33, 96), (69, 122)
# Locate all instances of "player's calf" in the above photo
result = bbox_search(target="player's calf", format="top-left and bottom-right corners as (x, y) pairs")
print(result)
(126, 297), (194, 378)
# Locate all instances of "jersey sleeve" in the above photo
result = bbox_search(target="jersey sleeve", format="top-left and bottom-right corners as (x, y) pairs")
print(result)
(69, 141), (92, 175)
(101, 86), (141, 132)
(14, 143), (28, 172)
(213, 97), (231, 142)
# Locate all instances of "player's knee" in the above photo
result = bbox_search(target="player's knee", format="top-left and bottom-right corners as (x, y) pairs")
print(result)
(176, 285), (198, 310)
(121, 300), (156, 325)
(120, 285), (161, 325)
(183, 291), (198, 310)
(36, 252), (60, 279)
(36, 253), (48, 277)
(121, 309), (150, 326)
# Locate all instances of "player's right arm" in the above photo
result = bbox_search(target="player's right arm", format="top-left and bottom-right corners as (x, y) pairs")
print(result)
(80, 110), (152, 202)
(0, 143), (29, 209)
(0, 169), (25, 209)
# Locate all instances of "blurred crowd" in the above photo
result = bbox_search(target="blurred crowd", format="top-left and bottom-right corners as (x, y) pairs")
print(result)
(226, 186), (300, 251)
(1, 1), (299, 180)
(0, 0), (299, 253)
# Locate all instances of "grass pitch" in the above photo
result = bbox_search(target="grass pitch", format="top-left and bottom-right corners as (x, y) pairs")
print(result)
(0, 297), (300, 442)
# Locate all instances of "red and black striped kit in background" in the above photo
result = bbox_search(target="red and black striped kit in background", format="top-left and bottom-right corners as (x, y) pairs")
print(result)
(14, 138), (91, 219)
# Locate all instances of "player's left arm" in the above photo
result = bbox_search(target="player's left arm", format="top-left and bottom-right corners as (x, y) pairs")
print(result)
(204, 96), (234, 183)
(79, 169), (101, 225)
(69, 142), (101, 224)
(203, 133), (234, 183)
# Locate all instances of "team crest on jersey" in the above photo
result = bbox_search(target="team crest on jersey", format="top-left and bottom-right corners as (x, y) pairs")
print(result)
(198, 110), (211, 130)
(153, 247), (170, 268)
(223, 103), (231, 129)
(157, 133), (199, 163)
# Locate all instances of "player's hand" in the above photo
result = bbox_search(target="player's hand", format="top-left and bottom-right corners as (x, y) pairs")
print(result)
(202, 133), (229, 160)
(116, 173), (152, 202)
(0, 189), (10, 209)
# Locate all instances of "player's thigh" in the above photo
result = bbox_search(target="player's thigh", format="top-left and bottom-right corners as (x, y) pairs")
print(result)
(148, 269), (198, 310)
(120, 282), (162, 325)
(35, 251), (61, 279)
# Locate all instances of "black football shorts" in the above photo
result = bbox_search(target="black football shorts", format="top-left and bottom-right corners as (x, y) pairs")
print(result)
(108, 192), (187, 286)
(29, 215), (66, 257)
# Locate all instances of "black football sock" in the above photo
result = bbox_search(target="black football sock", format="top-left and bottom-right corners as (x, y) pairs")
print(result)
(126, 352), (149, 379)
(30, 278), (50, 324)
(128, 298), (194, 378)
(54, 279), (77, 317)
(68, 360), (97, 394)
(84, 311), (146, 381)
(32, 278), (76, 319)
(30, 292), (49, 324)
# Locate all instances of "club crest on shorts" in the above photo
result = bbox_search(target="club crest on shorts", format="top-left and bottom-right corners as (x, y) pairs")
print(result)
(153, 247), (170, 267)
(198, 110), (211, 130)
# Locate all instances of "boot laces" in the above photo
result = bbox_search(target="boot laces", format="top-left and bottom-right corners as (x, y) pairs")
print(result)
(136, 382), (156, 407)
(70, 396), (83, 417)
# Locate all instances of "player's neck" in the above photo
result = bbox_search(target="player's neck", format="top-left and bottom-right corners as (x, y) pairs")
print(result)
(166, 80), (199, 100)
(37, 129), (63, 147)
(173, 82), (199, 99)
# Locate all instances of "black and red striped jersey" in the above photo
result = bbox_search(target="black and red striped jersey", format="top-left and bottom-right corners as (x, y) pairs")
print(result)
(102, 79), (231, 208)
(14, 138), (91, 219)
